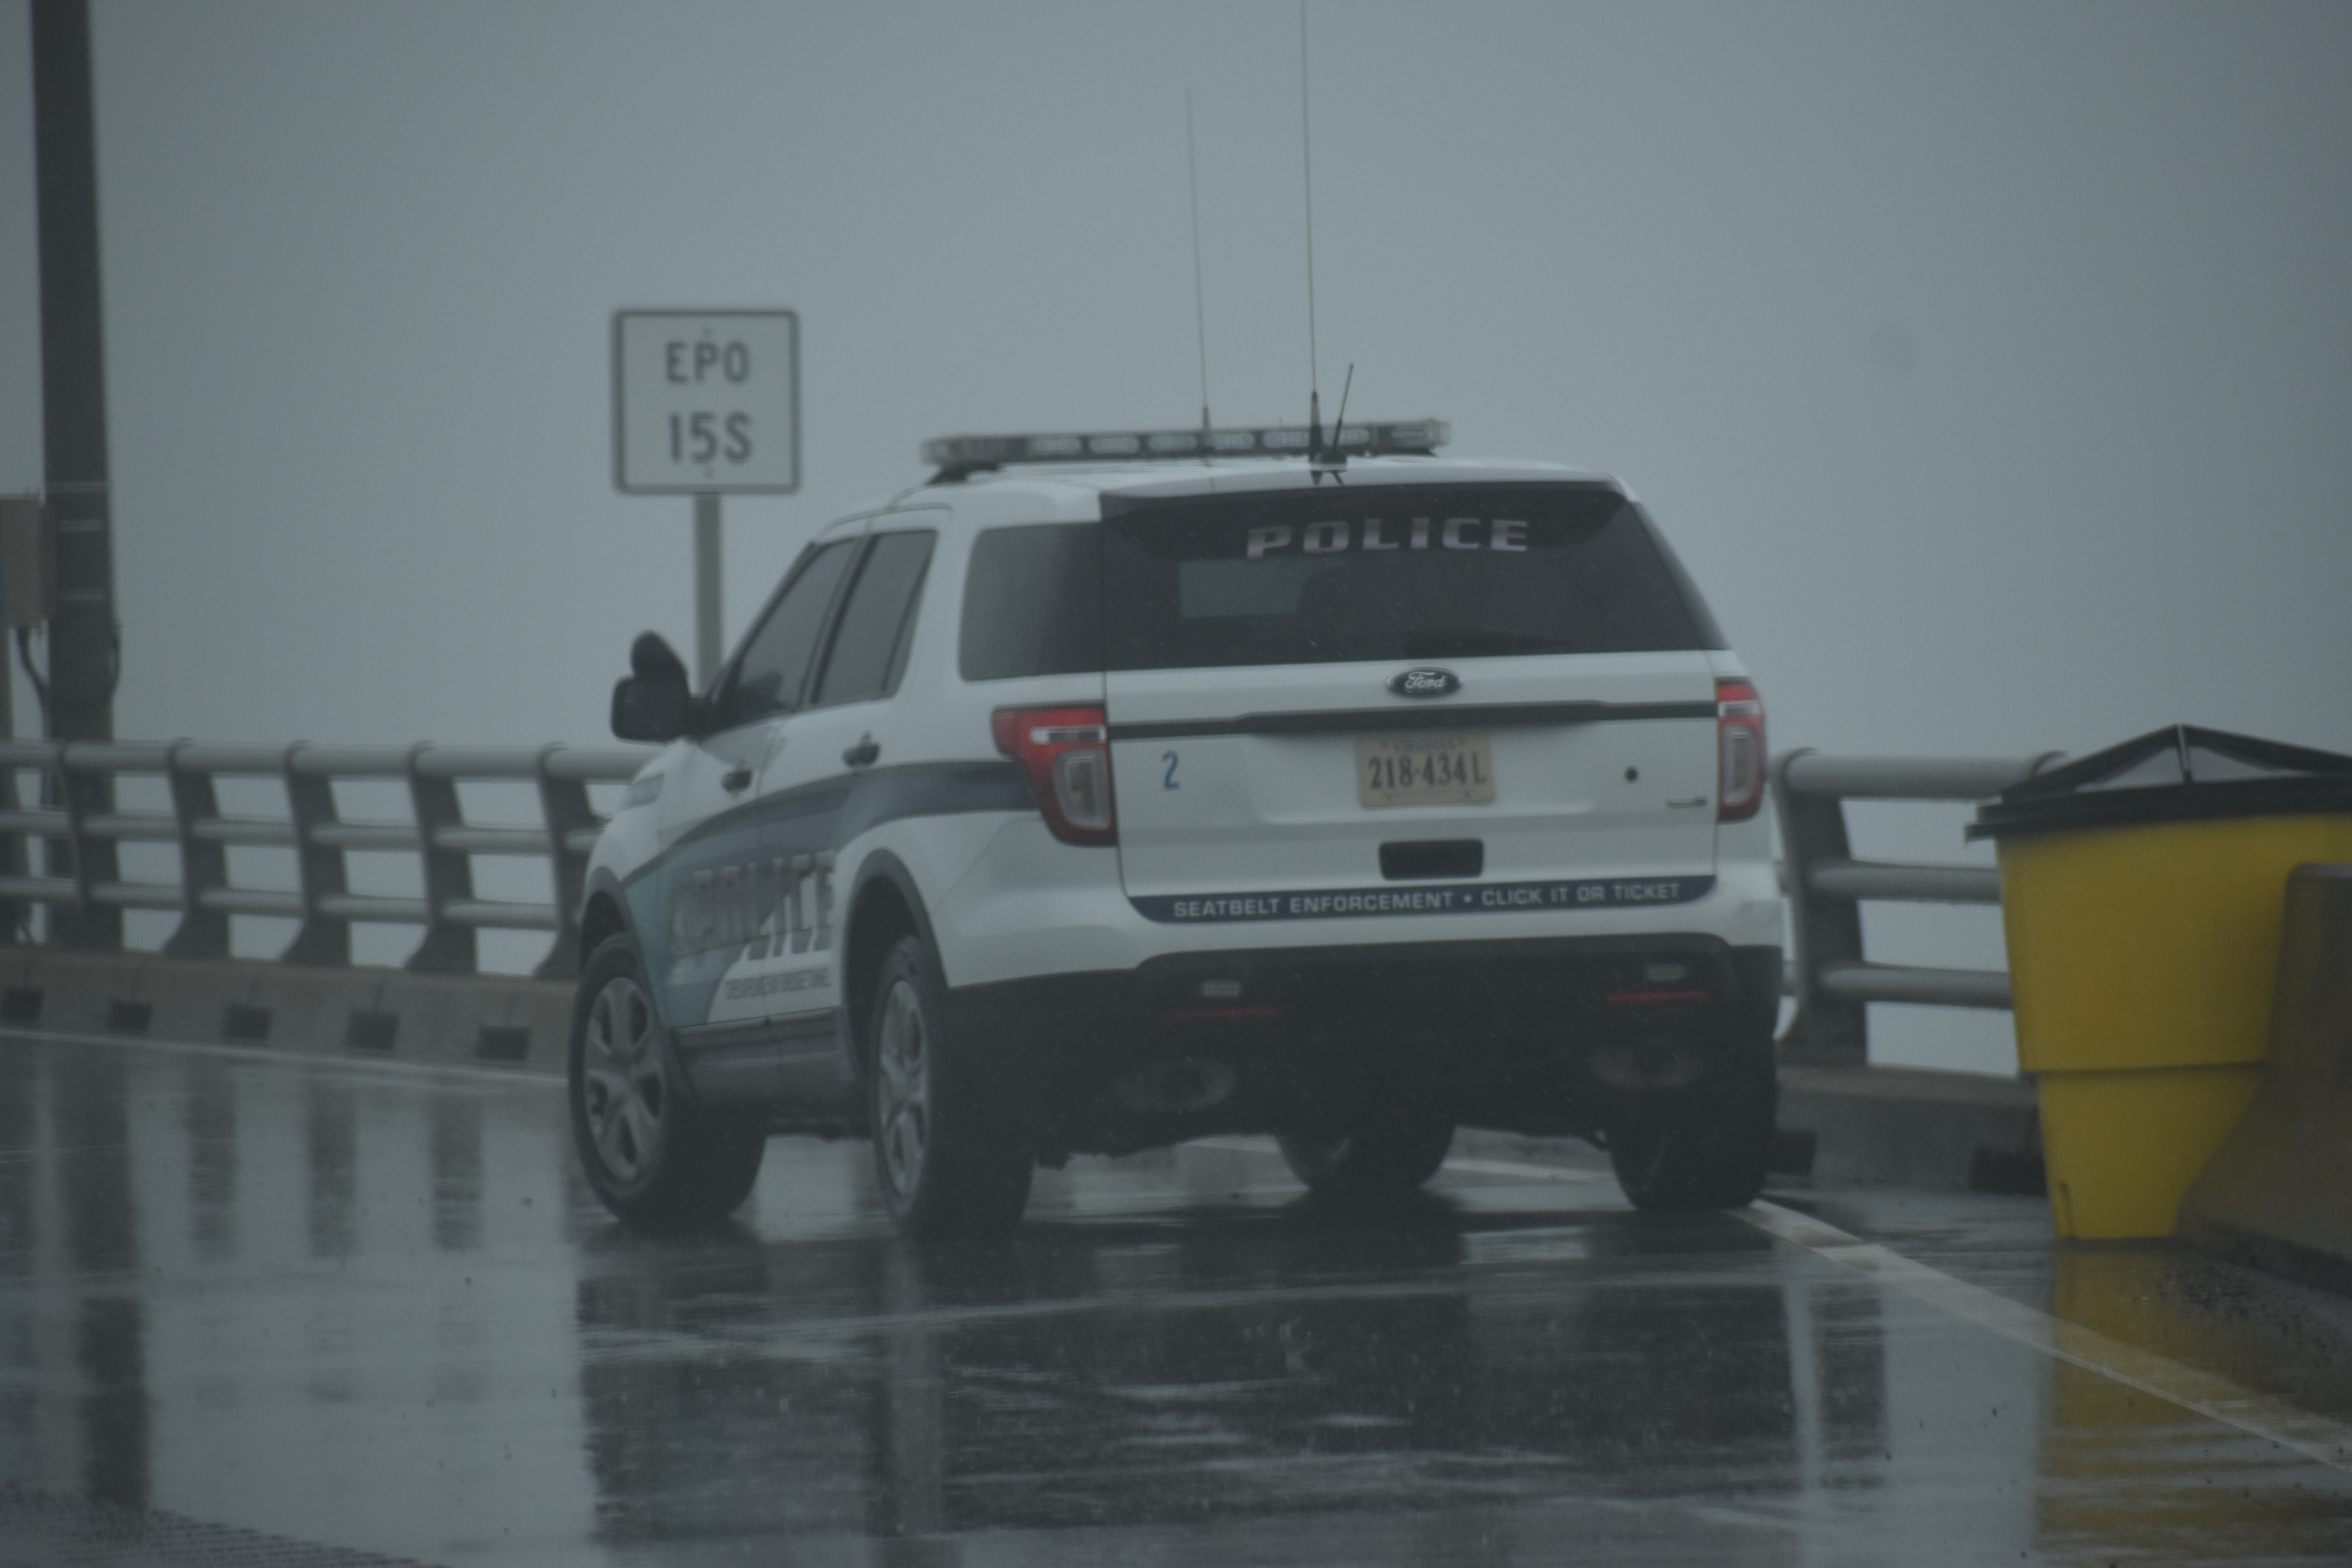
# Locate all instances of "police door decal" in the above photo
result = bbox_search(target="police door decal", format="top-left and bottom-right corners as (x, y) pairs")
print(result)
(680, 849), (838, 1026)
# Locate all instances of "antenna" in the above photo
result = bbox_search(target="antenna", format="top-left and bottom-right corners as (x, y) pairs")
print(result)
(1186, 88), (1212, 434)
(1312, 362), (1353, 484)
(1299, 0), (1321, 454)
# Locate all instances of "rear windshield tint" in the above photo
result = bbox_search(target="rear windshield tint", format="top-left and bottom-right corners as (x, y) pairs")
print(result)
(956, 485), (1723, 680)
(1102, 484), (1720, 669)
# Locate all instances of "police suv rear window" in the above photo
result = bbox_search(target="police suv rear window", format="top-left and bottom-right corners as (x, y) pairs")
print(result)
(960, 523), (1102, 681)
(1099, 484), (1718, 670)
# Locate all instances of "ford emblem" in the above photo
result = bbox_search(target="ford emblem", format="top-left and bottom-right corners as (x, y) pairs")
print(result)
(1388, 668), (1461, 699)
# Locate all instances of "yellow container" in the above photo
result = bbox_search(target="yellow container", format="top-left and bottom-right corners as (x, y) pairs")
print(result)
(2029, 1063), (2265, 1240)
(1993, 810), (2352, 1239)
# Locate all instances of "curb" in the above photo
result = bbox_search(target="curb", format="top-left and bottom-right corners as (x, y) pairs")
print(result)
(0, 947), (575, 1070)
(1776, 1061), (2046, 1195)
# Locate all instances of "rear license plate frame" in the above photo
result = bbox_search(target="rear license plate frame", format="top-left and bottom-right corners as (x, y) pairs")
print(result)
(1356, 731), (1496, 809)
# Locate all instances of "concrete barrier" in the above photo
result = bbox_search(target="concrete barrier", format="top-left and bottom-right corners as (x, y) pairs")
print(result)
(2178, 863), (2352, 1292)
(0, 946), (575, 1069)
(1776, 1062), (2045, 1194)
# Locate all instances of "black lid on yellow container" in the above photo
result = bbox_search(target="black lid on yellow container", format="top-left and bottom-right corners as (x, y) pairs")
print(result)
(1967, 725), (2352, 840)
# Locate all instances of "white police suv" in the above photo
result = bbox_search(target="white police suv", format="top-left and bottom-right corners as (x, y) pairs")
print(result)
(570, 421), (1783, 1237)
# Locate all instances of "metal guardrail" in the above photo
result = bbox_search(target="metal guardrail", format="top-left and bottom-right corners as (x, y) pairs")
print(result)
(1773, 748), (2065, 1065)
(0, 735), (2058, 1025)
(0, 740), (646, 980)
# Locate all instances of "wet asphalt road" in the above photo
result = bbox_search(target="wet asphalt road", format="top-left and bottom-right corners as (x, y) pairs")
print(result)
(4, 1031), (2352, 1566)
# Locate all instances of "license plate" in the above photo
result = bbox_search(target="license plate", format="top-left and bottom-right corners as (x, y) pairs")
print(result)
(1356, 732), (1495, 808)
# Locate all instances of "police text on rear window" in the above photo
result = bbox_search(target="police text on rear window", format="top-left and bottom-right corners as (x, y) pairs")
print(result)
(1097, 485), (1718, 670)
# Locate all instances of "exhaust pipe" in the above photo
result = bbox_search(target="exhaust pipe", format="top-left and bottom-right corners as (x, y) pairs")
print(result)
(1113, 1055), (1238, 1116)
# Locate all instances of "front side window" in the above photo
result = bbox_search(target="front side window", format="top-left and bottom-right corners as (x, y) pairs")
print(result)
(720, 537), (859, 728)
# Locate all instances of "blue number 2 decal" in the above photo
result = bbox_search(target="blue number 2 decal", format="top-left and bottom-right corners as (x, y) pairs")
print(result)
(1161, 750), (1180, 789)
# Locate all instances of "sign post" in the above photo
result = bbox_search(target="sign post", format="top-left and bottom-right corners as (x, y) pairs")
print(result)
(612, 310), (800, 688)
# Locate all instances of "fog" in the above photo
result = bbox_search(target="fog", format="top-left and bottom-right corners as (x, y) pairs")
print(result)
(0, 1), (2347, 1073)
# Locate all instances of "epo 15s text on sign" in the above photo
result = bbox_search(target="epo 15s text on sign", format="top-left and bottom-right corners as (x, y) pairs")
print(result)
(612, 310), (799, 494)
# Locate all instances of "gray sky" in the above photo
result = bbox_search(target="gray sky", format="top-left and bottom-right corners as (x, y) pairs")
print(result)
(2, 0), (2348, 1066)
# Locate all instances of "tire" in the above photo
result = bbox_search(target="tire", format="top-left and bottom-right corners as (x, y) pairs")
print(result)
(1278, 1110), (1455, 1198)
(570, 933), (766, 1227)
(1609, 1043), (1777, 1212)
(866, 933), (1033, 1240)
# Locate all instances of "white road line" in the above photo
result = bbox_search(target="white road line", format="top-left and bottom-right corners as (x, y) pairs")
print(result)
(1441, 1151), (2352, 1476)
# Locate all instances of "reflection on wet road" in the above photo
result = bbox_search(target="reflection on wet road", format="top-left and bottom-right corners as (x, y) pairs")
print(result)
(2, 1031), (2351, 1565)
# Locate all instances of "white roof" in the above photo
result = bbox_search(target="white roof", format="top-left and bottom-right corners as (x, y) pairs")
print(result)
(844, 454), (1630, 529)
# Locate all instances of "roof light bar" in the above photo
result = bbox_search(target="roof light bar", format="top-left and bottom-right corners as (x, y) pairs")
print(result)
(922, 419), (1449, 474)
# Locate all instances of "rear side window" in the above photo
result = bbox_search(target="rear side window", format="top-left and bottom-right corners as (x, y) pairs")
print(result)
(959, 522), (1103, 680)
(813, 530), (936, 707)
(1100, 484), (1720, 670)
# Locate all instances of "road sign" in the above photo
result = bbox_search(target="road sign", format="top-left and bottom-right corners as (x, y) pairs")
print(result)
(612, 310), (799, 494)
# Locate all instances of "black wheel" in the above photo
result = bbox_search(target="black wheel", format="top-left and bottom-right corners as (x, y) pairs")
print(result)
(1278, 1110), (1455, 1198)
(1609, 1044), (1777, 1212)
(570, 933), (765, 1227)
(867, 933), (1032, 1239)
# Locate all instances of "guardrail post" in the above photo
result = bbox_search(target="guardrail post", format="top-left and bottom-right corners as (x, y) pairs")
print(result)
(161, 739), (230, 959)
(281, 743), (351, 966)
(47, 744), (114, 950)
(0, 747), (24, 944)
(1773, 748), (1869, 1066)
(534, 745), (595, 982)
(405, 744), (476, 975)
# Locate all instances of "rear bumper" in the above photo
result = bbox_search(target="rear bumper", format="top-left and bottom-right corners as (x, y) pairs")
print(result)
(944, 935), (1782, 1156)
(932, 818), (1785, 987)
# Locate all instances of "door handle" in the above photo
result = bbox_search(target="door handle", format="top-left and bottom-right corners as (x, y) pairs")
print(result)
(842, 735), (880, 769)
(722, 766), (753, 793)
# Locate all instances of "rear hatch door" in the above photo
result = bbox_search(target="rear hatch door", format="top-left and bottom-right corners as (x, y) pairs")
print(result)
(1102, 481), (1723, 924)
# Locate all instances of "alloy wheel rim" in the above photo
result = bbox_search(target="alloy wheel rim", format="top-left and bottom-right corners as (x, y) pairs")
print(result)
(875, 977), (932, 1200)
(582, 975), (666, 1186)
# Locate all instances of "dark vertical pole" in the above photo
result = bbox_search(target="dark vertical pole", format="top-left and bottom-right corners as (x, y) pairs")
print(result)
(0, 633), (20, 945)
(693, 493), (722, 689)
(32, 0), (121, 949)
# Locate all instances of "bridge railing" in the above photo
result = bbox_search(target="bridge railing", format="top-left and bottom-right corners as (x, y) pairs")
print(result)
(0, 735), (2063, 1031)
(0, 740), (647, 980)
(1773, 748), (2065, 1065)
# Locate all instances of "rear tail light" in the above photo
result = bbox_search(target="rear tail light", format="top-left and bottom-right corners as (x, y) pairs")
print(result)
(1716, 678), (1766, 822)
(993, 705), (1117, 846)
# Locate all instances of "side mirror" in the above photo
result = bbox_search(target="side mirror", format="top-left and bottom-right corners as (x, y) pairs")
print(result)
(611, 673), (690, 742)
(611, 632), (702, 742)
(634, 631), (691, 680)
